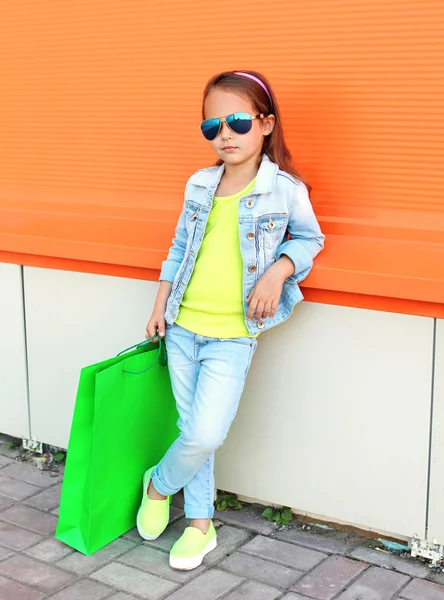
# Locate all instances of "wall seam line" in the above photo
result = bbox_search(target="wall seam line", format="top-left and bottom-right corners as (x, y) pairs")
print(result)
(20, 265), (32, 441)
(424, 317), (437, 539)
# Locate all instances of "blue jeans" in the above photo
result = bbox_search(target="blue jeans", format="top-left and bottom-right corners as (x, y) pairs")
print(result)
(151, 323), (258, 519)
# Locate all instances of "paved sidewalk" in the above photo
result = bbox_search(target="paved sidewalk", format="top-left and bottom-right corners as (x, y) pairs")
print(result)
(1, 438), (444, 600)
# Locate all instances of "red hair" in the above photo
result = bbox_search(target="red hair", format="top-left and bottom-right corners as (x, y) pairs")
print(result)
(202, 70), (312, 194)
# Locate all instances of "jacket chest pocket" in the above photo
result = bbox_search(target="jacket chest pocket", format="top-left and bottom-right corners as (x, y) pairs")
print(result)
(257, 215), (288, 250)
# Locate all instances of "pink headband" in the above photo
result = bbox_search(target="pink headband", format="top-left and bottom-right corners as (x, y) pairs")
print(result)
(234, 71), (273, 106)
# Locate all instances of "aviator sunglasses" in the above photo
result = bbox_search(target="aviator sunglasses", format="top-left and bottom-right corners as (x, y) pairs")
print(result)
(200, 112), (265, 141)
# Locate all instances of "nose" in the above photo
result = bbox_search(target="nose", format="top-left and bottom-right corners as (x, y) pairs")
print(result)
(220, 121), (233, 140)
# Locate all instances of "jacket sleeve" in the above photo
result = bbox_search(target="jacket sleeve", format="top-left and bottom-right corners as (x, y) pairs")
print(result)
(159, 199), (189, 283)
(276, 181), (325, 283)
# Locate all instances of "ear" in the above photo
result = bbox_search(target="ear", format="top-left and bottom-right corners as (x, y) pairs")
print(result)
(261, 114), (275, 137)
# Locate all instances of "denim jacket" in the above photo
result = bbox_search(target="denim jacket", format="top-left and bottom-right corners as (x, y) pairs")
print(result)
(160, 153), (325, 336)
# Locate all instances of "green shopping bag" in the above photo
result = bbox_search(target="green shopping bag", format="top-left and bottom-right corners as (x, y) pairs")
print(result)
(55, 335), (179, 556)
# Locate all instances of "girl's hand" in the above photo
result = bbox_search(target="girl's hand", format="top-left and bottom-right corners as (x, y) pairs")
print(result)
(145, 280), (172, 342)
(246, 256), (294, 321)
(145, 311), (166, 343)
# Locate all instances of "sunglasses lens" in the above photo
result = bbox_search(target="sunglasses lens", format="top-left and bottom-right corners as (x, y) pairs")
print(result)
(201, 119), (220, 141)
(226, 113), (253, 135)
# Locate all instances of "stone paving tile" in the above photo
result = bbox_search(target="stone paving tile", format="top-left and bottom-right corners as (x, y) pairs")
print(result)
(204, 525), (251, 566)
(336, 565), (409, 599)
(143, 518), (188, 552)
(220, 551), (303, 589)
(427, 572), (444, 587)
(2, 456), (440, 600)
(90, 561), (178, 599)
(0, 504), (58, 536)
(214, 509), (276, 535)
(123, 510), (185, 544)
(0, 441), (22, 459)
(1, 463), (62, 487)
(273, 527), (352, 555)
(291, 555), (368, 599)
(162, 568), (244, 600)
(0, 573), (45, 600)
(0, 522), (43, 550)
(400, 577), (444, 600)
(170, 505), (186, 523)
(222, 579), (282, 600)
(0, 546), (14, 561)
(24, 537), (75, 562)
(0, 496), (13, 512)
(56, 538), (137, 575)
(51, 506), (60, 516)
(240, 535), (327, 571)
(121, 526), (143, 543)
(23, 484), (61, 511)
(117, 543), (206, 583)
(0, 553), (75, 592)
(46, 578), (113, 600)
(0, 474), (42, 501)
(350, 546), (429, 579)
(0, 450), (22, 461)
(171, 490), (184, 509)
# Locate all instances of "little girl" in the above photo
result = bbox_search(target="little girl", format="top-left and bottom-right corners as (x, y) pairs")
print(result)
(138, 70), (325, 570)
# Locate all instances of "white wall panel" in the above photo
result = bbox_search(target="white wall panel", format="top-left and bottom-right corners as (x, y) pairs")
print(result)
(427, 319), (444, 542)
(0, 263), (29, 439)
(216, 303), (434, 539)
(24, 267), (159, 448)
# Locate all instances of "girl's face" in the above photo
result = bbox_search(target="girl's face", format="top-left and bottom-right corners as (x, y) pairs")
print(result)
(203, 88), (275, 166)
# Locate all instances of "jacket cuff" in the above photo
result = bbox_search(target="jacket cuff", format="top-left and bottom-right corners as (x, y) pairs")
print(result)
(159, 260), (179, 283)
(276, 242), (313, 282)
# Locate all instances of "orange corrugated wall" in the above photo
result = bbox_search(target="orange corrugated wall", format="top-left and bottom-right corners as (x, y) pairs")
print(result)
(1, 1), (444, 315)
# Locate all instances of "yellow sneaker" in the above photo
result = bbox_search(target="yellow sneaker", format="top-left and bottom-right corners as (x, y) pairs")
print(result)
(136, 467), (172, 541)
(169, 521), (217, 570)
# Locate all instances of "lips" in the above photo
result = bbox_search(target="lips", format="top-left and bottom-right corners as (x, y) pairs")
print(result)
(222, 146), (238, 151)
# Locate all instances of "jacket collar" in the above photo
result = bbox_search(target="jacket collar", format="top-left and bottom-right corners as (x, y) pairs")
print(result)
(188, 153), (279, 195)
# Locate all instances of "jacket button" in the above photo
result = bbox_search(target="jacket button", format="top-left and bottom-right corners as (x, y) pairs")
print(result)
(257, 320), (265, 329)
(248, 265), (256, 273)
(246, 200), (254, 208)
(247, 232), (255, 240)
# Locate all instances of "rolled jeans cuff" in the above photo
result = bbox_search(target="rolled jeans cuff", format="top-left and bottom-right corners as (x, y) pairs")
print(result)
(184, 503), (215, 520)
(151, 468), (177, 497)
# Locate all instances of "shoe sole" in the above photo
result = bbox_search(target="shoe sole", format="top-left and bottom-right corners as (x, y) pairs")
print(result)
(136, 468), (171, 541)
(169, 538), (218, 570)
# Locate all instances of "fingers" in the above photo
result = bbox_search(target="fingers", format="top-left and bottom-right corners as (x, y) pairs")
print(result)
(157, 317), (166, 338)
(255, 300), (266, 321)
(146, 321), (159, 343)
(261, 300), (272, 319)
(145, 315), (167, 343)
(262, 299), (279, 319)
(247, 298), (279, 321)
(247, 297), (259, 320)
(269, 300), (278, 319)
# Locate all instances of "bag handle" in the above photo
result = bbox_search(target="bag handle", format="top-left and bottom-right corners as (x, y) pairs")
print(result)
(118, 333), (167, 375)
